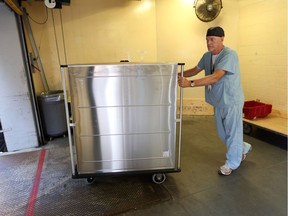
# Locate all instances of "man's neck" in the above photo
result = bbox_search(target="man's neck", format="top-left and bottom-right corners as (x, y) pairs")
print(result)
(212, 46), (224, 55)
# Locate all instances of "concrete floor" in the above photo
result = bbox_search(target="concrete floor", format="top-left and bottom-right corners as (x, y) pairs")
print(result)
(122, 116), (287, 216)
(0, 116), (287, 216)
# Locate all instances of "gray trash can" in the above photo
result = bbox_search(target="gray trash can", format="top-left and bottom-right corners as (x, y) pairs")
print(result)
(38, 90), (67, 138)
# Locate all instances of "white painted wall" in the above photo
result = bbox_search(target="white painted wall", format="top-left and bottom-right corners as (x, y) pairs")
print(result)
(22, 0), (287, 116)
(239, 0), (287, 117)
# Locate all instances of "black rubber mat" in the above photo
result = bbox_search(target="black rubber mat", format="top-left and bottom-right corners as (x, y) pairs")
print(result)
(0, 144), (172, 216)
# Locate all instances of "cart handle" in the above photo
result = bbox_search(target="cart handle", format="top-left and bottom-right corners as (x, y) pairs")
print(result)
(61, 66), (76, 175)
(177, 63), (185, 170)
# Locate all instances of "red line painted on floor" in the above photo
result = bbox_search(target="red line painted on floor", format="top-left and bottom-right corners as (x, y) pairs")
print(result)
(26, 149), (46, 216)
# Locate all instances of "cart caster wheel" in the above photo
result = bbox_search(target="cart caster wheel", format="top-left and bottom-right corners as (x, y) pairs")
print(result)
(152, 173), (166, 184)
(243, 123), (252, 135)
(87, 177), (95, 184)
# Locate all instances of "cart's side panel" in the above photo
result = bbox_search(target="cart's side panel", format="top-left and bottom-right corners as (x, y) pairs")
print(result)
(68, 64), (178, 174)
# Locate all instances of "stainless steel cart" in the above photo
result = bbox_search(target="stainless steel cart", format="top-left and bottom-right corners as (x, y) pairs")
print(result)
(61, 63), (184, 184)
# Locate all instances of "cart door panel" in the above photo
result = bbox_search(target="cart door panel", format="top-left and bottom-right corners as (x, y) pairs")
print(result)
(68, 63), (178, 174)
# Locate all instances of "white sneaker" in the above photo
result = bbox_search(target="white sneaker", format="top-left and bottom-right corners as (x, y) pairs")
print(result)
(242, 144), (252, 161)
(218, 165), (232, 176)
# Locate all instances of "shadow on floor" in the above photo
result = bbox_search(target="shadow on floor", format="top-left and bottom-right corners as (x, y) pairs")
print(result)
(246, 125), (287, 150)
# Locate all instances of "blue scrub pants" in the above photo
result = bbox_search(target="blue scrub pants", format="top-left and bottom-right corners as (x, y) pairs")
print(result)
(214, 103), (247, 170)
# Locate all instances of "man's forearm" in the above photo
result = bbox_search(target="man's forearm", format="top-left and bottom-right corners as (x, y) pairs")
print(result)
(182, 66), (201, 77)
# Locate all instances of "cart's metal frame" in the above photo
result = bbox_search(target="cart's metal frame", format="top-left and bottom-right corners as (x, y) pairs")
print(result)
(61, 63), (184, 184)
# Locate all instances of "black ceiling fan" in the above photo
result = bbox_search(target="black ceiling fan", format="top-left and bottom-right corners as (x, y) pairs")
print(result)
(194, 0), (223, 22)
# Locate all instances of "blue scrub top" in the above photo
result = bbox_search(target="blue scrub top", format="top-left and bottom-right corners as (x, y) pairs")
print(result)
(197, 46), (244, 108)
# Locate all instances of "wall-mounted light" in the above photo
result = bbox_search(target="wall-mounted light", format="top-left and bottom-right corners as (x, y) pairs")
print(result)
(134, 0), (152, 13)
(44, 0), (71, 9)
(182, 0), (196, 6)
(44, 0), (57, 8)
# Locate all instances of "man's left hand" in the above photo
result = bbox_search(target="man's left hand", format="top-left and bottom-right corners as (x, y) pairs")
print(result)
(178, 76), (191, 88)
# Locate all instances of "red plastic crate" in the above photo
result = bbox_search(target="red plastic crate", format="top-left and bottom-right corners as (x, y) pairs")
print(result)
(243, 101), (272, 120)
